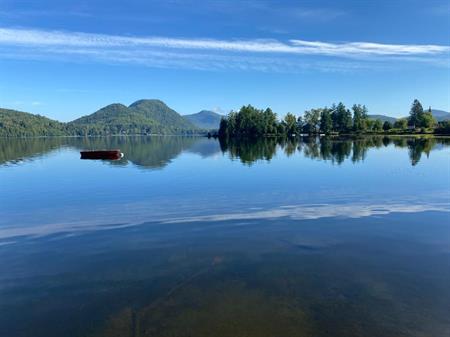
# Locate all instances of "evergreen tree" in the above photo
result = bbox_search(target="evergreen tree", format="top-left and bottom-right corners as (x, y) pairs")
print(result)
(303, 109), (321, 134)
(284, 113), (298, 136)
(352, 104), (368, 132)
(333, 103), (352, 133)
(436, 120), (450, 134)
(383, 121), (392, 131)
(218, 118), (229, 138)
(263, 108), (278, 134)
(342, 108), (353, 132)
(408, 99), (424, 128)
(319, 108), (333, 134)
(296, 116), (304, 134)
(331, 103), (339, 131)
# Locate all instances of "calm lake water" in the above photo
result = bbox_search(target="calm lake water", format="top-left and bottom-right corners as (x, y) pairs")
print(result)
(0, 135), (449, 337)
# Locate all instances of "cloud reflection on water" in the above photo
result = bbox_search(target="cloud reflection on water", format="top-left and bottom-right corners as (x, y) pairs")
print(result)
(0, 201), (448, 242)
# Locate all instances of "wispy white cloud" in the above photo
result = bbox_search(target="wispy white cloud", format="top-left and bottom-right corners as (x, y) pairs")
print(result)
(289, 40), (450, 56)
(0, 27), (448, 71)
(1, 27), (448, 56)
(212, 107), (227, 115)
(0, 42), (385, 73)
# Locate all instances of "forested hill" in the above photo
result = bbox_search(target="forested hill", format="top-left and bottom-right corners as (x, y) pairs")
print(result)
(69, 100), (198, 136)
(129, 99), (196, 130)
(0, 100), (200, 137)
(0, 108), (67, 137)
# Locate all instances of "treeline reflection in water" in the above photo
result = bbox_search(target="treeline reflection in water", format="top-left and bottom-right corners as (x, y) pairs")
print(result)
(219, 135), (449, 166)
(0, 135), (448, 168)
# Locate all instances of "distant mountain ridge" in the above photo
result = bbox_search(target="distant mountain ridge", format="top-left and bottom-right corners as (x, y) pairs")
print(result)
(368, 109), (449, 123)
(368, 114), (397, 123)
(184, 110), (222, 129)
(431, 109), (450, 122)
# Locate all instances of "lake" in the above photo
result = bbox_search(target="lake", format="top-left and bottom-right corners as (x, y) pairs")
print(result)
(0, 135), (449, 337)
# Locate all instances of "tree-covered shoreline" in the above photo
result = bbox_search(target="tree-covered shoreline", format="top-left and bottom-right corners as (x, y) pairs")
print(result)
(1, 99), (449, 138)
(218, 99), (450, 139)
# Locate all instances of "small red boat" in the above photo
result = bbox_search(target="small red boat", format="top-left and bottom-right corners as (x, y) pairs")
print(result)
(80, 150), (123, 160)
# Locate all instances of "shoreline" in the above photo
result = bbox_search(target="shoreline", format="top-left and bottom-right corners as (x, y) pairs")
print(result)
(1, 132), (450, 139)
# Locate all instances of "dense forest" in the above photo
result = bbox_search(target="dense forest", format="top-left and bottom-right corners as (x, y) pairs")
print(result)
(218, 99), (450, 139)
(0, 108), (68, 137)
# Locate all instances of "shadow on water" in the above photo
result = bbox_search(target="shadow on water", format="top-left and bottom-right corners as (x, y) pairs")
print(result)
(1, 135), (448, 169)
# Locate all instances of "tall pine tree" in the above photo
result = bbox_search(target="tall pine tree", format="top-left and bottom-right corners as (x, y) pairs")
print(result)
(408, 99), (424, 128)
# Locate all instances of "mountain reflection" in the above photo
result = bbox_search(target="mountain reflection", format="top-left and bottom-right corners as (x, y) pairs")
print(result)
(0, 136), (219, 169)
(0, 135), (448, 168)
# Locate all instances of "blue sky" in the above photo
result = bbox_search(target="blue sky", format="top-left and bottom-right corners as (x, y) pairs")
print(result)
(0, 0), (449, 121)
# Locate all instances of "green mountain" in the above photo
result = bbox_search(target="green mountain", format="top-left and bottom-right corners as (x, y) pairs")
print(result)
(368, 114), (397, 124)
(184, 110), (222, 129)
(0, 108), (66, 137)
(68, 99), (199, 136)
(129, 99), (197, 130)
(68, 103), (160, 136)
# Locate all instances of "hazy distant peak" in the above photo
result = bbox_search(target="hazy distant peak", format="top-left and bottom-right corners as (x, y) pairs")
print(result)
(184, 110), (222, 129)
(198, 110), (222, 116)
